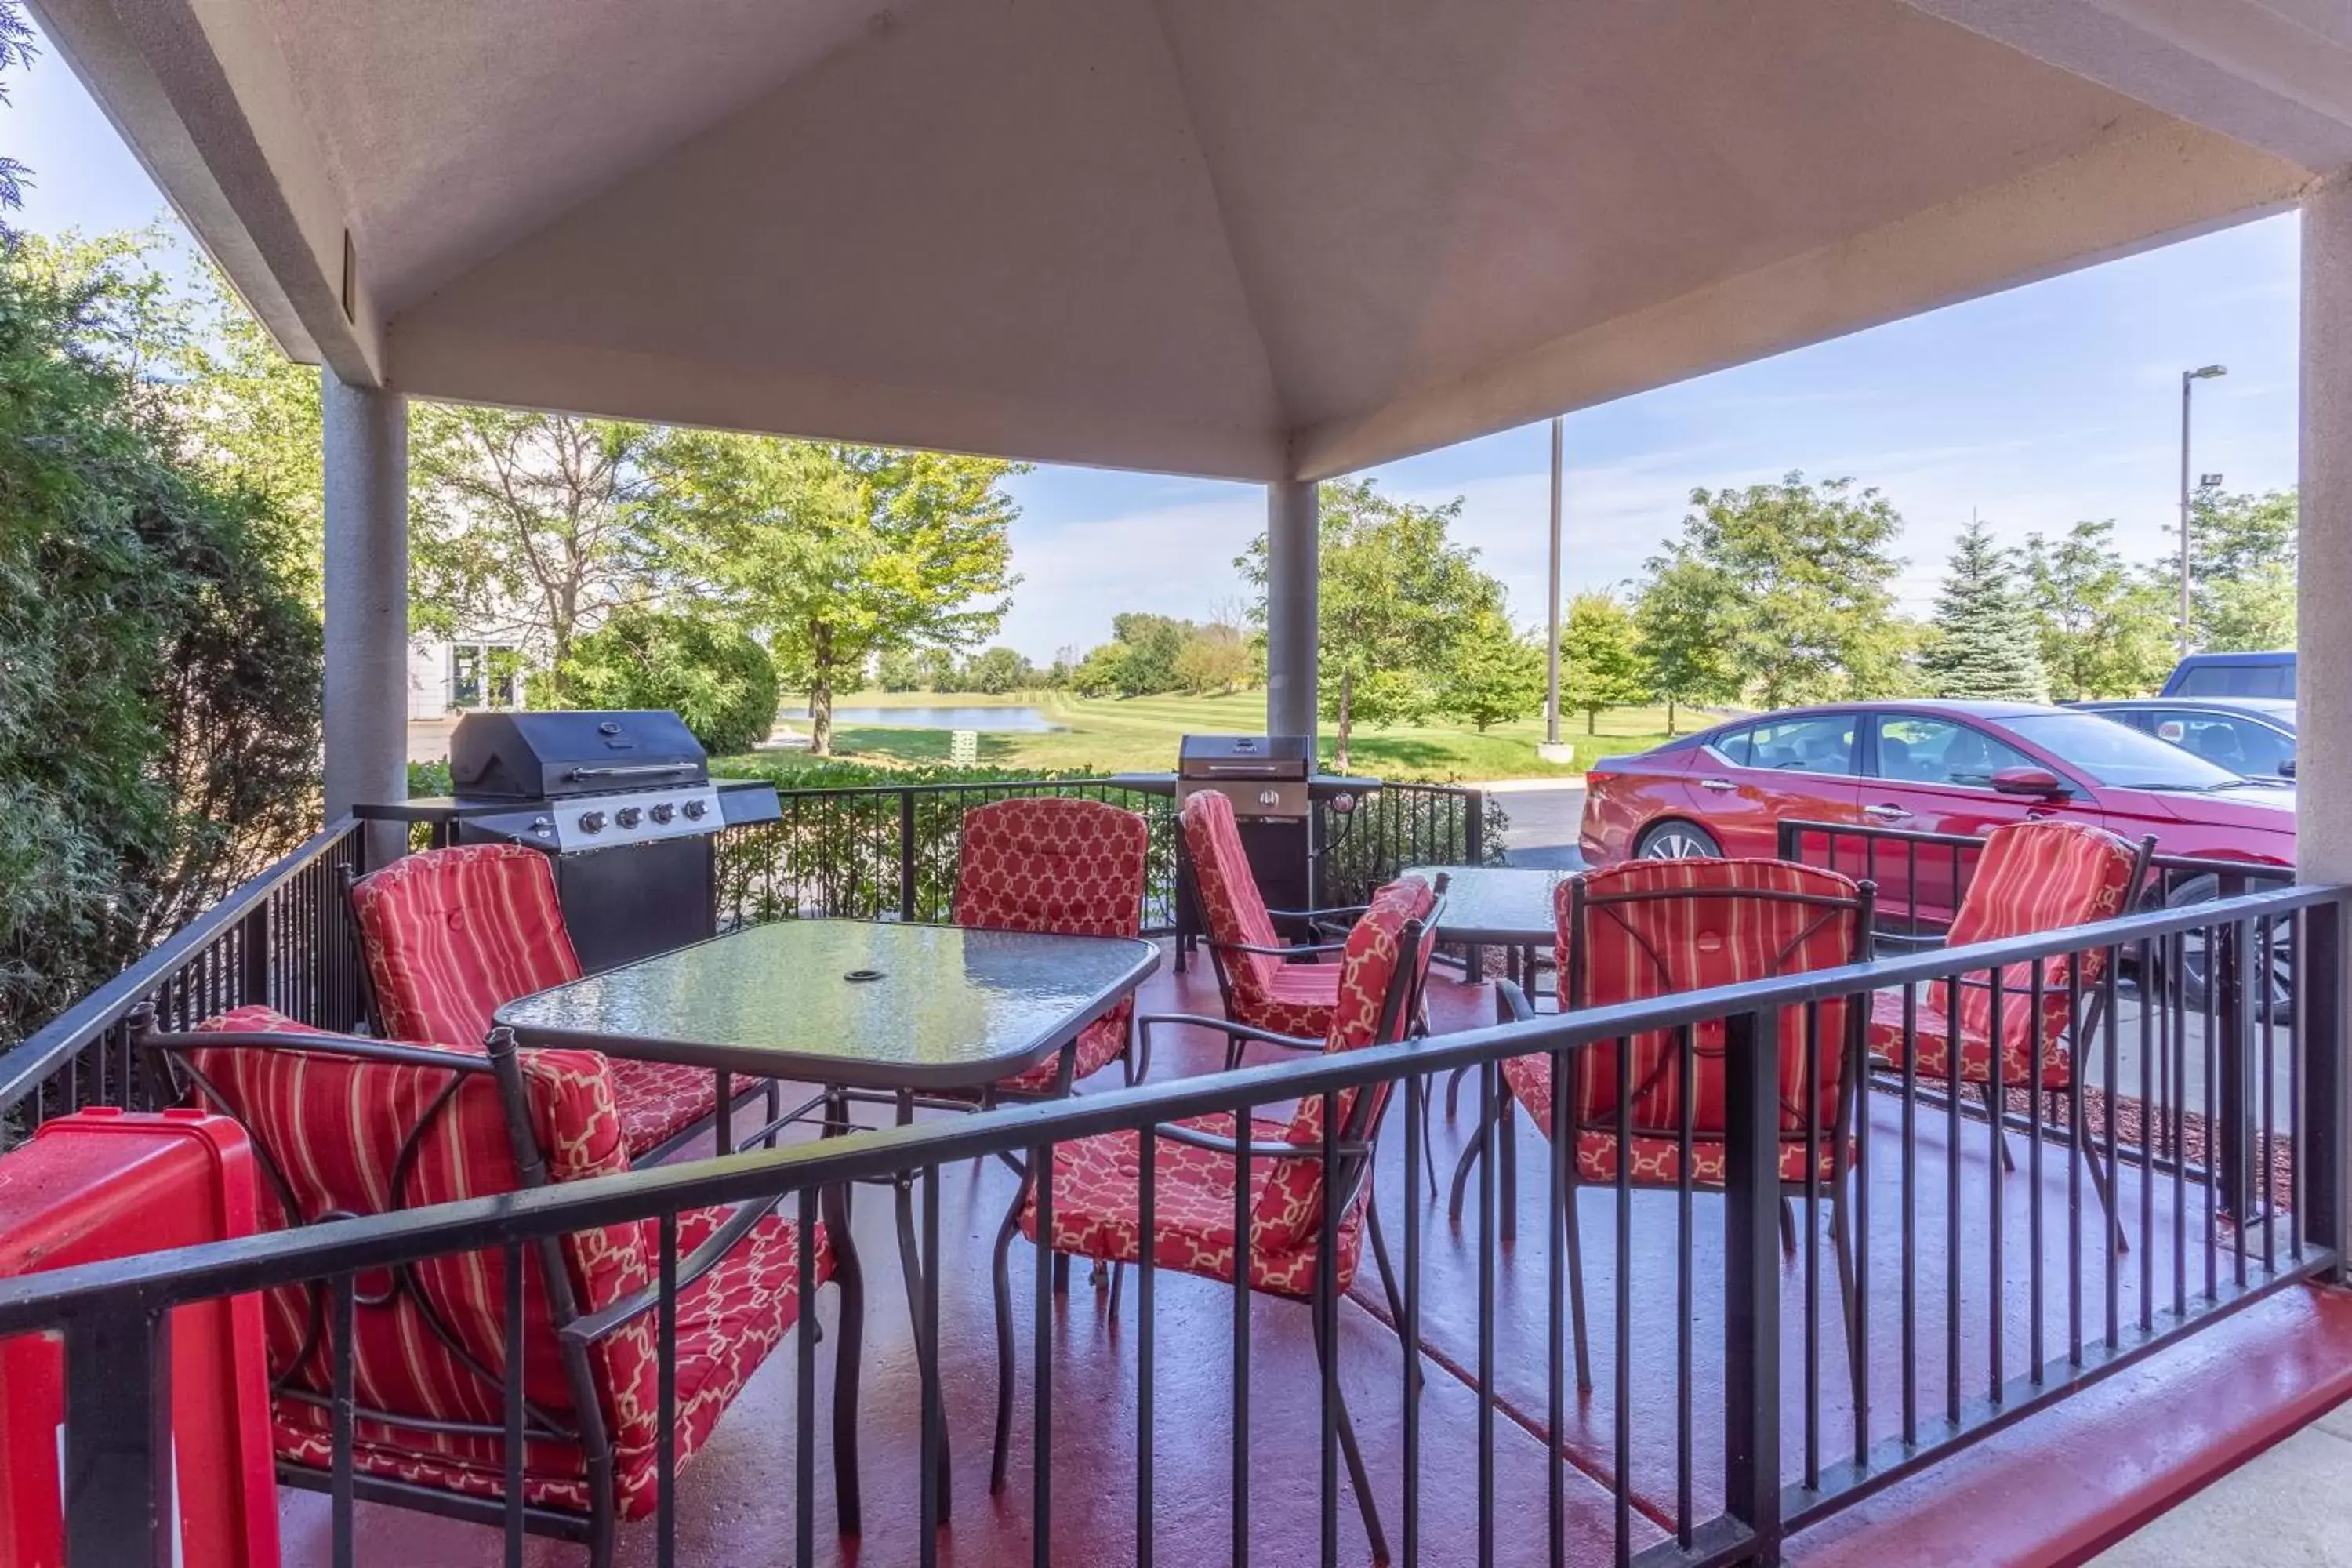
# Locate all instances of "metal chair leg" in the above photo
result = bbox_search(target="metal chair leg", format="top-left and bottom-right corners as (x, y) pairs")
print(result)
(1446, 1095), (1496, 1226)
(1365, 1189), (1407, 1334)
(1780, 1196), (1798, 1257)
(1563, 1176), (1592, 1394)
(895, 1180), (951, 1515)
(1496, 1087), (1518, 1244)
(826, 1190), (866, 1536)
(1828, 1190), (1863, 1407)
(989, 1196), (1024, 1495)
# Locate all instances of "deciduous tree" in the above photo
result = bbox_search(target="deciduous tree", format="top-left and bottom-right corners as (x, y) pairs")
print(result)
(2020, 520), (2172, 699)
(1238, 480), (1501, 771)
(1632, 557), (1739, 734)
(2184, 481), (2297, 652)
(1652, 474), (1907, 708)
(644, 435), (1021, 754)
(1560, 593), (1649, 734)
(1442, 609), (1546, 731)
(1173, 622), (1253, 695)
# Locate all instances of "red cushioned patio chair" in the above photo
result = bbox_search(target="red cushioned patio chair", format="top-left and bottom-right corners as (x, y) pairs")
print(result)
(1179, 789), (1377, 1069)
(1864, 818), (2154, 1247)
(133, 1002), (861, 1568)
(1450, 858), (1875, 1392)
(347, 842), (755, 1163)
(951, 796), (1152, 1096)
(989, 875), (1443, 1563)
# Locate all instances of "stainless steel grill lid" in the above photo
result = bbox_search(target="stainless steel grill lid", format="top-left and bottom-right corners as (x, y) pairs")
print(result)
(449, 710), (707, 800)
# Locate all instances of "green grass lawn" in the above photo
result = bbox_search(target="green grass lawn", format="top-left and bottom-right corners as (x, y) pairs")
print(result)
(741, 689), (1699, 782)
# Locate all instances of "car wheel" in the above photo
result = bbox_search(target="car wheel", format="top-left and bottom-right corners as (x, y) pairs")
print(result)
(1636, 821), (1722, 860)
(2156, 873), (2295, 1022)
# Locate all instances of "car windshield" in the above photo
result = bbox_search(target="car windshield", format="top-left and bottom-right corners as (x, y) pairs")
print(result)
(2002, 712), (2250, 789)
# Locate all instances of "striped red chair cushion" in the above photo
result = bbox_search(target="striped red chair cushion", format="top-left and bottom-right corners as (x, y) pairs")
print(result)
(1865, 819), (2138, 1091)
(1181, 789), (1342, 1040)
(953, 797), (1149, 1093)
(184, 1005), (829, 1519)
(1502, 858), (1865, 1187)
(350, 844), (719, 1157)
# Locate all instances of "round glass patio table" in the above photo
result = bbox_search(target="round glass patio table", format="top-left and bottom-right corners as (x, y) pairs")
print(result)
(496, 918), (1162, 1515)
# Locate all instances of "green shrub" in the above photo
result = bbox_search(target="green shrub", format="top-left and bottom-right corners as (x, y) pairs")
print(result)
(559, 609), (779, 756)
(0, 252), (321, 1048)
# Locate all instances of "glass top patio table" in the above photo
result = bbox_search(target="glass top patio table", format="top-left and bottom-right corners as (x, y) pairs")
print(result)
(1400, 863), (1569, 946)
(495, 920), (1162, 1094)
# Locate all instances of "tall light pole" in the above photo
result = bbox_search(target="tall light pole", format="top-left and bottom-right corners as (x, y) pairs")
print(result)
(2179, 363), (2227, 654)
(1543, 415), (1564, 746)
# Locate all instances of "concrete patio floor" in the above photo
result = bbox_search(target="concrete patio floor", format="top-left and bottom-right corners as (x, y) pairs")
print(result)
(269, 942), (2339, 1566)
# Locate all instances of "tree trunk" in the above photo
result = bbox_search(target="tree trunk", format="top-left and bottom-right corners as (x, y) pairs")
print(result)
(810, 622), (835, 757)
(1667, 697), (1678, 736)
(1585, 707), (1597, 735)
(1334, 666), (1353, 775)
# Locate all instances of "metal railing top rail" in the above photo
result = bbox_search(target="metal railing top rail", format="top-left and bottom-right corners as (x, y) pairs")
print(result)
(0, 818), (364, 1116)
(1775, 815), (2295, 882)
(2, 876), (2337, 1334)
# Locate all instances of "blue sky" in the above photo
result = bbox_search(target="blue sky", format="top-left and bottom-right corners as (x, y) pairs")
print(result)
(13, 24), (2301, 664)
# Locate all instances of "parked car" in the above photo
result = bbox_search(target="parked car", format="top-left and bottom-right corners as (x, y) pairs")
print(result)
(2070, 696), (2296, 782)
(1579, 700), (2295, 932)
(2161, 649), (2295, 699)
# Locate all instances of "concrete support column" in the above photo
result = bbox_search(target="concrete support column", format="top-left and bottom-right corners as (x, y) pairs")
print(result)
(2303, 178), (2352, 884)
(321, 371), (409, 862)
(1265, 478), (1319, 742)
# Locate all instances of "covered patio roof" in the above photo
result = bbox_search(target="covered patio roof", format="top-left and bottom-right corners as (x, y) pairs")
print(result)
(32, 0), (2349, 481)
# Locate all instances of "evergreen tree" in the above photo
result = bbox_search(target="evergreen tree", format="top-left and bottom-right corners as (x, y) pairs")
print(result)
(1922, 522), (2046, 701)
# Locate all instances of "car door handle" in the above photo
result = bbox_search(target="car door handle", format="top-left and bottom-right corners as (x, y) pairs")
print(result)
(1864, 803), (1912, 821)
(1699, 778), (1737, 793)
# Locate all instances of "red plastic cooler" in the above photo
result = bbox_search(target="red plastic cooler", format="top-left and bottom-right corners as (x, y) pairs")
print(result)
(0, 1107), (282, 1568)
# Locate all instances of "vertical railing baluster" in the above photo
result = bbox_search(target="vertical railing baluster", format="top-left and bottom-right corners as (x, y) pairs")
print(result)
(797, 1187), (819, 1568)
(1723, 1008), (1783, 1562)
(1987, 964), (2005, 1399)
(335, 1271), (358, 1568)
(1675, 1023), (1696, 1548)
(1477, 1058), (1497, 1568)
(1900, 984), (1918, 1449)
(1614, 1031), (1633, 1566)
(1317, 1090), (1340, 1568)
(921, 1165), (943, 1568)
(1403, 1073), (1424, 1567)
(2261, 916), (2278, 1276)
(1946, 971), (1963, 1428)
(503, 1247), (525, 1568)
(1138, 1125), (1157, 1566)
(62, 1305), (174, 1568)
(2027, 957), (2045, 1382)
(2141, 937), (2158, 1331)
(659, 1213), (679, 1568)
(1801, 1000), (1820, 1491)
(1232, 1116), (1251, 1566)
(1036, 1138), (1058, 1568)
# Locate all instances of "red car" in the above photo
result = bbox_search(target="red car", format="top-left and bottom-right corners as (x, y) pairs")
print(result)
(1580, 700), (2296, 922)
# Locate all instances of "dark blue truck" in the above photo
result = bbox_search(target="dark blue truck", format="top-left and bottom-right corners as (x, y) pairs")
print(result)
(2161, 650), (2296, 699)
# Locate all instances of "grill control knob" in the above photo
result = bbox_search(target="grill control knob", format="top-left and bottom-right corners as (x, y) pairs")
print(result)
(577, 810), (608, 834)
(681, 798), (710, 822)
(649, 801), (676, 825)
(1258, 789), (1280, 808)
(615, 805), (643, 829)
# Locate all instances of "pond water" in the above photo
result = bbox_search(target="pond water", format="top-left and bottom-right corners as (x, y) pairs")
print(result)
(816, 705), (1063, 733)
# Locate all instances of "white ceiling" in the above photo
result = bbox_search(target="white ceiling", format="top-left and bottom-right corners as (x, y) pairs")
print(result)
(35, 0), (2339, 480)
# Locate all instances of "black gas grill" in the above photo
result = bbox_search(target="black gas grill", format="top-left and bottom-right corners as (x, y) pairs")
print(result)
(360, 711), (780, 972)
(1176, 734), (1323, 937)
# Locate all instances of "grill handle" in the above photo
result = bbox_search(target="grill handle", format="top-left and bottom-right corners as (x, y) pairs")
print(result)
(565, 763), (699, 782)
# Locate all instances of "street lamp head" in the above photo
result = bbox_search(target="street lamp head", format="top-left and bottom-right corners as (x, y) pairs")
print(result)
(2188, 364), (2228, 379)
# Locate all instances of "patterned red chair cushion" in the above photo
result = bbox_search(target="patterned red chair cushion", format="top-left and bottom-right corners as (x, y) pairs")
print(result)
(183, 1005), (829, 1519)
(953, 797), (1149, 1093)
(1866, 819), (2137, 1091)
(1506, 858), (1867, 1187)
(351, 844), (720, 1158)
(1571, 1129), (1850, 1186)
(1019, 876), (1437, 1297)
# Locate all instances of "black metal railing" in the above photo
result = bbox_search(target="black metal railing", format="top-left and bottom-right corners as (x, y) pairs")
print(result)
(713, 778), (1498, 934)
(0, 820), (367, 1152)
(1, 877), (2340, 1567)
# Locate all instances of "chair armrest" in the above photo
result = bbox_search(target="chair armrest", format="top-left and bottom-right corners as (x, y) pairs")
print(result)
(1265, 902), (1369, 922)
(559, 1194), (789, 1345)
(1494, 978), (1539, 1024)
(1149, 1121), (1371, 1162)
(1210, 937), (1350, 960)
(1136, 1012), (1323, 1054)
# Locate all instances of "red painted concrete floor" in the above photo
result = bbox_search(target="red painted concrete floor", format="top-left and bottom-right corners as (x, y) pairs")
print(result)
(273, 944), (2341, 1566)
